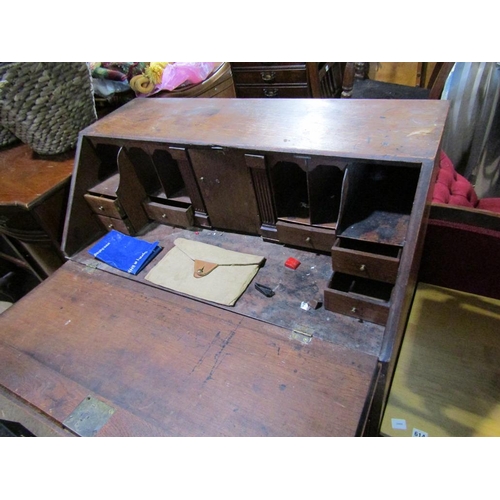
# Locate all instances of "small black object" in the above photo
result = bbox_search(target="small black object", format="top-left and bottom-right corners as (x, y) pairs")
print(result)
(255, 283), (275, 297)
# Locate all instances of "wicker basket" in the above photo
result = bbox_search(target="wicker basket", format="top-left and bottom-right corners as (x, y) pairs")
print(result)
(0, 64), (18, 147)
(0, 125), (18, 147)
(0, 62), (97, 155)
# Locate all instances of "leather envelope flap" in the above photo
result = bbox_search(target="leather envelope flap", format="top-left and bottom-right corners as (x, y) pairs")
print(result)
(145, 238), (265, 306)
(175, 238), (264, 267)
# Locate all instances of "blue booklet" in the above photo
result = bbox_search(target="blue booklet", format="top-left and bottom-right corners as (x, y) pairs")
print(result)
(88, 230), (161, 275)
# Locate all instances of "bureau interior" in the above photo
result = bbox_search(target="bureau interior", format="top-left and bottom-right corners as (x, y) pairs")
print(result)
(61, 122), (435, 363)
(70, 137), (423, 251)
(269, 155), (344, 228)
(87, 142), (192, 209)
(337, 160), (421, 246)
(329, 272), (394, 303)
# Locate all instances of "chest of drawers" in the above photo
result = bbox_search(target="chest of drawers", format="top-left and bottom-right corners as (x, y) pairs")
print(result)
(230, 62), (343, 98)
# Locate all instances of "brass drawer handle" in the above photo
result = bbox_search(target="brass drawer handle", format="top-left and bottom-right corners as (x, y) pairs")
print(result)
(263, 88), (278, 97)
(261, 71), (276, 82)
(305, 237), (311, 243)
(359, 264), (366, 272)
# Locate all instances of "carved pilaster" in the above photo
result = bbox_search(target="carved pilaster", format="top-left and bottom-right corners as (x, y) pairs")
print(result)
(245, 154), (278, 239)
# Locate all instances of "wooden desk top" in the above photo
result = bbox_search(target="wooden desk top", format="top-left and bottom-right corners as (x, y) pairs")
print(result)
(381, 283), (500, 437)
(0, 144), (74, 210)
(84, 97), (449, 161)
(0, 260), (378, 436)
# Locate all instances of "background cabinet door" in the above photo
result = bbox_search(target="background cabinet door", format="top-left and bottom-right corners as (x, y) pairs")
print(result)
(188, 148), (261, 234)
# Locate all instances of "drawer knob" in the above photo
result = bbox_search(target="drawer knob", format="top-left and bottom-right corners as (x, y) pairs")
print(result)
(351, 307), (358, 313)
(162, 213), (167, 218)
(359, 264), (366, 272)
(108, 224), (114, 229)
(305, 237), (311, 243)
(263, 88), (278, 97)
(261, 71), (276, 82)
(98, 205), (104, 211)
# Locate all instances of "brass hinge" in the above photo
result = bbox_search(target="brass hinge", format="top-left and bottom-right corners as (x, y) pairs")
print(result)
(63, 395), (115, 437)
(290, 327), (313, 344)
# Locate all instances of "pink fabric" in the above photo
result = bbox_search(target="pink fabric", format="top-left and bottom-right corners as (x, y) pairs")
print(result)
(477, 197), (500, 213)
(432, 151), (479, 207)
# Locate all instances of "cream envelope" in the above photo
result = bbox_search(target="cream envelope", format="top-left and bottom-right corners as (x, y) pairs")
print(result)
(145, 238), (265, 306)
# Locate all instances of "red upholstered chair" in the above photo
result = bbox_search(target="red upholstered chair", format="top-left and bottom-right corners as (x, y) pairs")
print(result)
(419, 151), (500, 299)
(419, 205), (500, 299)
(432, 151), (500, 214)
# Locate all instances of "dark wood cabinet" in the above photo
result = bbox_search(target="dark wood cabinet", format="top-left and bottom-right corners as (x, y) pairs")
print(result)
(230, 62), (344, 98)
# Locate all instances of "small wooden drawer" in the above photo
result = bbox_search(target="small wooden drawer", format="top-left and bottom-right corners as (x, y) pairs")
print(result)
(235, 86), (310, 98)
(84, 193), (126, 219)
(324, 272), (393, 325)
(276, 221), (335, 252)
(95, 214), (135, 235)
(143, 200), (194, 228)
(232, 68), (307, 85)
(331, 238), (401, 284)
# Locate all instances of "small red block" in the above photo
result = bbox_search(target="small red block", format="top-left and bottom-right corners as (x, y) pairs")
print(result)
(285, 257), (301, 270)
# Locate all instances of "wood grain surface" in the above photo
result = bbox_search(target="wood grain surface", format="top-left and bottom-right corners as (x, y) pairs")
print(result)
(0, 260), (378, 436)
(0, 144), (74, 210)
(81, 97), (449, 160)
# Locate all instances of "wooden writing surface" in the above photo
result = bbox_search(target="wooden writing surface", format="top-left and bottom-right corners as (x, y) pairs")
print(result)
(0, 260), (378, 436)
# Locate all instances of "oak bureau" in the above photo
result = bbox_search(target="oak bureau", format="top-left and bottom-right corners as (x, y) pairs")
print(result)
(0, 98), (449, 436)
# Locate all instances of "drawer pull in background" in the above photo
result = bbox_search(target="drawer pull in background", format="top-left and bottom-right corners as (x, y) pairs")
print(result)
(261, 71), (276, 82)
(263, 88), (278, 97)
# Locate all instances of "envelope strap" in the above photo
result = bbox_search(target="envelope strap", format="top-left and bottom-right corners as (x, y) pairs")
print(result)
(193, 259), (219, 278)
